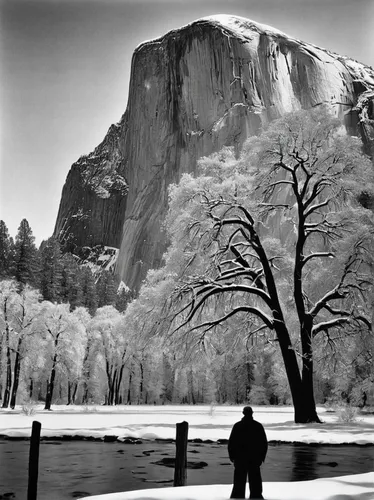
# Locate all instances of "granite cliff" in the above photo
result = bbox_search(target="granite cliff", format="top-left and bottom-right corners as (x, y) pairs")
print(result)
(54, 15), (374, 291)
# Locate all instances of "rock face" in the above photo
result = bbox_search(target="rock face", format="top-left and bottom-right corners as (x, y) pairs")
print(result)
(54, 123), (128, 252)
(54, 15), (374, 291)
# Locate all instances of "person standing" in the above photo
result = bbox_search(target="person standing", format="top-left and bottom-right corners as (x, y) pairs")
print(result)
(228, 406), (268, 499)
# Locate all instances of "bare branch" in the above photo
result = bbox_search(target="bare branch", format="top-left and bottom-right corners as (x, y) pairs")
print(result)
(174, 282), (273, 333)
(302, 251), (335, 267)
(309, 286), (346, 317)
(266, 180), (295, 189)
(182, 305), (274, 334)
(304, 197), (332, 218)
(312, 317), (351, 336)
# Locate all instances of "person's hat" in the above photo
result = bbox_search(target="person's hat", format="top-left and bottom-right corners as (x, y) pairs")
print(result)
(243, 406), (253, 416)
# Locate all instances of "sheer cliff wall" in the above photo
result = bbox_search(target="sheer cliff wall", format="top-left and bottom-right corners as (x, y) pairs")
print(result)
(54, 16), (374, 290)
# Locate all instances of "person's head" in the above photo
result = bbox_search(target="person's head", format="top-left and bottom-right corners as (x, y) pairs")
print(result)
(242, 406), (253, 418)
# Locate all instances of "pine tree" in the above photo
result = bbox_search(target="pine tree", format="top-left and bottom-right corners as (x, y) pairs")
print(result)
(0, 221), (13, 278)
(13, 219), (39, 287)
(39, 238), (63, 302)
(115, 286), (134, 312)
(96, 270), (117, 307)
(60, 253), (83, 310)
(80, 267), (98, 316)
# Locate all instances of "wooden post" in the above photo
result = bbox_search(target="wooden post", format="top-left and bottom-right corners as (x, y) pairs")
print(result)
(174, 421), (188, 487)
(28, 420), (41, 500)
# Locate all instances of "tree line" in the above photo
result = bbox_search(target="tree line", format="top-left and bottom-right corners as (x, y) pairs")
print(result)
(1, 276), (291, 410)
(0, 219), (133, 314)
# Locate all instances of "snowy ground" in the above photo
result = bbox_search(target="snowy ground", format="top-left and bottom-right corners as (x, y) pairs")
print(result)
(1, 405), (373, 499)
(1, 404), (374, 445)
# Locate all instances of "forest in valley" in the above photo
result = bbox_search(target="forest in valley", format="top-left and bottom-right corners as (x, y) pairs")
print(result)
(0, 220), (284, 411)
(1, 109), (373, 421)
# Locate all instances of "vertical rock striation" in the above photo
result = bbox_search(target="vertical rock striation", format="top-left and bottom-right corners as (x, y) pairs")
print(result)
(54, 15), (374, 290)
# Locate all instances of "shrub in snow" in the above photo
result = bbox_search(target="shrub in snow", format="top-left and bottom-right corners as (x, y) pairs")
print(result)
(208, 403), (216, 416)
(21, 400), (37, 416)
(336, 405), (358, 423)
(81, 405), (98, 413)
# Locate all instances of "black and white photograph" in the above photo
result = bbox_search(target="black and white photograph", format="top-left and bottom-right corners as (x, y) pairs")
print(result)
(1, 0), (374, 499)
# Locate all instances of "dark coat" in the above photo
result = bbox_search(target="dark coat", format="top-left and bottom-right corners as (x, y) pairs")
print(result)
(228, 415), (268, 465)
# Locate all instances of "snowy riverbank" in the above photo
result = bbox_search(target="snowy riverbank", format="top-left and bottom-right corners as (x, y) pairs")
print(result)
(1, 404), (374, 445)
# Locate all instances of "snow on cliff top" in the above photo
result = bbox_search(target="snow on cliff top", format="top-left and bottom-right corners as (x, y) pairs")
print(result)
(202, 14), (290, 39)
(136, 14), (374, 87)
(136, 14), (290, 50)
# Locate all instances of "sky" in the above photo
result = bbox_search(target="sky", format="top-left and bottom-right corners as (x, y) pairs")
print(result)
(1, 0), (373, 245)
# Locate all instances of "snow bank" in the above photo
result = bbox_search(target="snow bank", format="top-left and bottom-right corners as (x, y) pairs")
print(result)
(1, 405), (374, 445)
(87, 473), (374, 500)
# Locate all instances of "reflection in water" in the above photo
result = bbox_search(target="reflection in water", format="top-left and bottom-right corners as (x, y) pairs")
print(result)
(0, 440), (373, 500)
(291, 444), (318, 481)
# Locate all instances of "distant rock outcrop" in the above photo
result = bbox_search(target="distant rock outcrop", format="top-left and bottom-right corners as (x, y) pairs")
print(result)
(54, 15), (374, 291)
(54, 123), (128, 252)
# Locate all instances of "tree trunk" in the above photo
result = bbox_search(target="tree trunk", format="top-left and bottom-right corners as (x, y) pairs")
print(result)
(81, 344), (90, 404)
(105, 361), (115, 405)
(44, 353), (58, 410)
(2, 345), (12, 408)
(10, 338), (23, 409)
(139, 362), (144, 404)
(274, 321), (319, 423)
(2, 305), (13, 409)
(72, 382), (78, 404)
(188, 369), (195, 405)
(127, 370), (132, 404)
(300, 320), (320, 423)
(29, 378), (34, 399)
(115, 364), (125, 405)
(82, 387), (89, 405)
(67, 381), (72, 405)
(109, 369), (117, 405)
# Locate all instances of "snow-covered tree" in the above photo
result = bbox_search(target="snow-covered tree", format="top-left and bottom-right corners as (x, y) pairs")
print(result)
(163, 108), (373, 422)
(0, 280), (42, 408)
(89, 306), (128, 405)
(41, 302), (87, 410)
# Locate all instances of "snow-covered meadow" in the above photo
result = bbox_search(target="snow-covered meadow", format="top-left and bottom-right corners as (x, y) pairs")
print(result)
(1, 404), (374, 445)
(1, 404), (373, 500)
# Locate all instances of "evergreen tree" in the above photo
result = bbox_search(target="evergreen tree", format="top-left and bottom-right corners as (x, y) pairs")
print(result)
(80, 267), (98, 315)
(13, 219), (39, 287)
(60, 253), (83, 310)
(39, 238), (63, 302)
(115, 285), (134, 312)
(96, 270), (117, 308)
(0, 221), (13, 278)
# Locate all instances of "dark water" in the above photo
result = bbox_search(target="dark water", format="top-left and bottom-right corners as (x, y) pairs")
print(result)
(0, 439), (373, 499)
